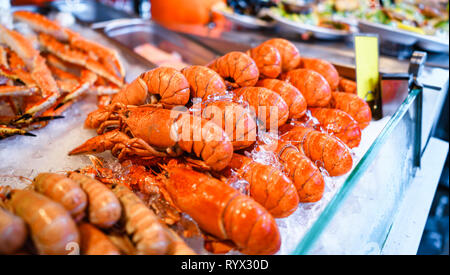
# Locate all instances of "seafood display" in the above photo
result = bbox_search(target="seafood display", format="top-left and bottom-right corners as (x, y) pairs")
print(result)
(1, 10), (376, 255)
(0, 11), (125, 140)
(161, 161), (281, 255)
(62, 37), (373, 255)
(0, 172), (193, 255)
(7, 189), (80, 255)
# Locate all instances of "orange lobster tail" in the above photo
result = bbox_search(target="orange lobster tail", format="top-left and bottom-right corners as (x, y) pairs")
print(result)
(246, 43), (282, 79)
(299, 57), (340, 90)
(112, 67), (190, 106)
(234, 87), (289, 128)
(181, 65), (228, 100)
(330, 92), (372, 129)
(208, 51), (259, 88)
(256, 78), (307, 119)
(261, 38), (301, 72)
(275, 142), (325, 203)
(226, 153), (299, 218)
(281, 125), (353, 177)
(162, 166), (281, 255)
(309, 108), (361, 148)
(282, 69), (331, 107)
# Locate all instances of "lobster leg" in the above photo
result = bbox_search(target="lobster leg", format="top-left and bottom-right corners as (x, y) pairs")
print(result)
(0, 46), (8, 68)
(69, 129), (175, 160)
(114, 138), (175, 160)
(69, 130), (131, 155)
(0, 63), (37, 88)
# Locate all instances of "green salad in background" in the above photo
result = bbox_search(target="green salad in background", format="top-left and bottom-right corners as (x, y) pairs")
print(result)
(269, 0), (448, 38)
(360, 0), (449, 39)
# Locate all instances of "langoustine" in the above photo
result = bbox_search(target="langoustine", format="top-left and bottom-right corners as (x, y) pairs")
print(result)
(112, 183), (171, 255)
(0, 207), (28, 255)
(7, 189), (80, 255)
(68, 172), (122, 229)
(33, 173), (87, 218)
(78, 223), (121, 255)
(80, 156), (181, 226)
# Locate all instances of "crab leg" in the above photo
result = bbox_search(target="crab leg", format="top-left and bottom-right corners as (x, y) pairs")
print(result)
(0, 48), (37, 87)
(91, 85), (120, 96)
(0, 96), (21, 116)
(12, 10), (69, 41)
(61, 70), (98, 104)
(10, 113), (64, 131)
(0, 25), (60, 116)
(0, 125), (36, 139)
(0, 85), (38, 96)
(65, 29), (125, 78)
(45, 53), (82, 76)
(38, 33), (123, 87)
(0, 46), (9, 68)
(48, 63), (80, 93)
(12, 11), (124, 86)
(0, 66), (36, 88)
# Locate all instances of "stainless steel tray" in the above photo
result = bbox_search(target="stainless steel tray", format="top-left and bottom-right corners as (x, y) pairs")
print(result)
(102, 19), (219, 66)
(267, 9), (355, 40)
(358, 20), (449, 53)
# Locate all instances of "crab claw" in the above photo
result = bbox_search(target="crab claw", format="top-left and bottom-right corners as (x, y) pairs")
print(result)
(0, 125), (36, 139)
(69, 130), (129, 155)
(11, 113), (64, 127)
